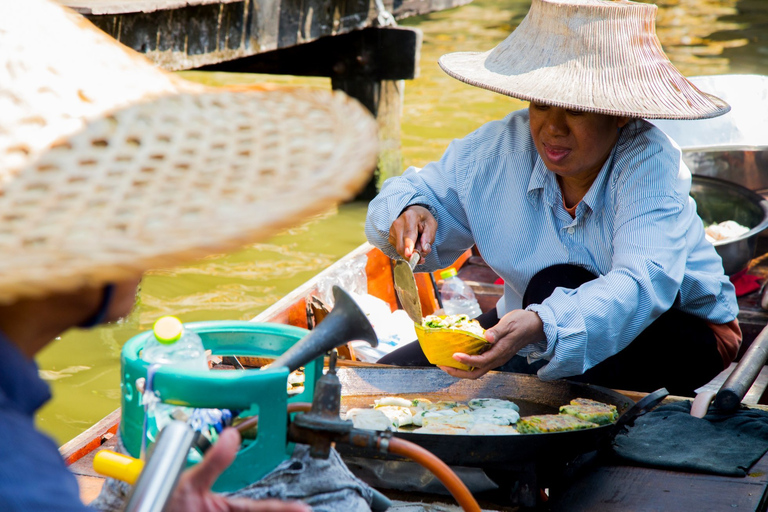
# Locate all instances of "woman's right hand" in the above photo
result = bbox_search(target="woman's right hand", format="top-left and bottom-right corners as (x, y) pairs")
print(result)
(388, 205), (437, 259)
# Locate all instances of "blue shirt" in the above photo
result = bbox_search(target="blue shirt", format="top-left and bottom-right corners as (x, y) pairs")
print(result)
(0, 332), (89, 511)
(366, 109), (738, 380)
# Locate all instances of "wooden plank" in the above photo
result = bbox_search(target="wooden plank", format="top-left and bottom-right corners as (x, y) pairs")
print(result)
(64, 0), (242, 15)
(85, 2), (253, 71)
(548, 452), (768, 511)
(66, 0), (459, 71)
(60, 408), (121, 465)
(203, 26), (421, 80)
(77, 475), (107, 505)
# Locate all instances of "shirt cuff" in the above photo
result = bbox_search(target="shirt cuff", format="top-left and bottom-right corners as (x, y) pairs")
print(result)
(522, 303), (558, 362)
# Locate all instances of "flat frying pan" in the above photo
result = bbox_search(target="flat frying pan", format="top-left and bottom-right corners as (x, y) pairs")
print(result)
(336, 367), (659, 467)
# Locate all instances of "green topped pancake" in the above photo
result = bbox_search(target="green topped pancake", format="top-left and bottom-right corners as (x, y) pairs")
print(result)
(516, 414), (598, 434)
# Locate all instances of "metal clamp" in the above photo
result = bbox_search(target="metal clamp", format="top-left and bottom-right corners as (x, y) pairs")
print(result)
(374, 0), (396, 27)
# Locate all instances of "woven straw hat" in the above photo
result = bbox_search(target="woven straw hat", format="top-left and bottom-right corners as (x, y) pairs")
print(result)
(0, 0), (378, 304)
(439, 0), (730, 120)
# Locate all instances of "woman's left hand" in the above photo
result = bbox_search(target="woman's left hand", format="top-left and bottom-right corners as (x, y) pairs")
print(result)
(440, 309), (545, 379)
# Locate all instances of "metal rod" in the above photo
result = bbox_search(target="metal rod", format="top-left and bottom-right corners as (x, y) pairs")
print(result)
(715, 323), (768, 412)
(125, 421), (197, 512)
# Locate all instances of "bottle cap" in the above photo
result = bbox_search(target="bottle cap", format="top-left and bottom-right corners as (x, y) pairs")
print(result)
(153, 316), (183, 345)
(440, 268), (458, 280)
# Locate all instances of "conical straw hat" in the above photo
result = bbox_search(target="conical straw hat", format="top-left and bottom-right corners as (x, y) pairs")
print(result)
(439, 0), (729, 120)
(0, 0), (378, 304)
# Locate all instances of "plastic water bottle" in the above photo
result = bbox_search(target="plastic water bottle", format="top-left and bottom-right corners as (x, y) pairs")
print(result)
(142, 316), (208, 371)
(440, 268), (482, 318)
(141, 317), (208, 455)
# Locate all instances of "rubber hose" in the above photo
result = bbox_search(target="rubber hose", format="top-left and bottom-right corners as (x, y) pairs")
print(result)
(242, 403), (481, 511)
(385, 437), (481, 512)
(235, 402), (313, 433)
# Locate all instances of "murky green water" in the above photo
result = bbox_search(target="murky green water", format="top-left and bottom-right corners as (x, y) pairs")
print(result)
(36, 0), (768, 445)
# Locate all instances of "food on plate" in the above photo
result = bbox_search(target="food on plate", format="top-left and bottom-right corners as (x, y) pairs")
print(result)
(469, 398), (520, 412)
(421, 314), (485, 336)
(345, 396), (617, 434)
(705, 220), (750, 243)
(467, 424), (520, 436)
(345, 395), (521, 434)
(516, 414), (599, 433)
(374, 396), (413, 408)
(416, 315), (491, 371)
(374, 405), (414, 428)
(559, 398), (618, 425)
(344, 408), (392, 431)
(412, 423), (469, 435)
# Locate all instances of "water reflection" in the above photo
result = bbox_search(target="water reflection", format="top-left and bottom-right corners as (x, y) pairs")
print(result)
(36, 0), (768, 444)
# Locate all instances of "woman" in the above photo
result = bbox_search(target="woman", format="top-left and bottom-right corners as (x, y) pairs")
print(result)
(366, 0), (740, 396)
(0, 1), (377, 510)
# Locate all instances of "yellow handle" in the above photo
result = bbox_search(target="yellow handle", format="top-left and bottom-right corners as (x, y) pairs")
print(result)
(93, 449), (144, 485)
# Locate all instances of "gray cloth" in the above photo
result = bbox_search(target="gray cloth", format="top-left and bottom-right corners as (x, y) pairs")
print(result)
(235, 444), (374, 511)
(612, 401), (768, 477)
(90, 435), (375, 511)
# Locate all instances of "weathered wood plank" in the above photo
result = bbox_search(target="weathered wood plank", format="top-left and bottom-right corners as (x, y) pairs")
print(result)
(64, 0), (242, 15)
(60, 408), (121, 465)
(548, 452), (768, 511)
(201, 26), (420, 80)
(65, 0), (461, 71)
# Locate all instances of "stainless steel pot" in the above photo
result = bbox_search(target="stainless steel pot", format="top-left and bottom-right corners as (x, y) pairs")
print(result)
(652, 75), (768, 193)
(690, 175), (768, 275)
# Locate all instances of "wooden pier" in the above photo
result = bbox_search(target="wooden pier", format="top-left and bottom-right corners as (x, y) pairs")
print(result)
(62, 0), (471, 197)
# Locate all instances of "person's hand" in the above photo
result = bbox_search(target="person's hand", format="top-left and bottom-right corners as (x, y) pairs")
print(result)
(388, 205), (437, 260)
(440, 309), (545, 379)
(167, 428), (311, 512)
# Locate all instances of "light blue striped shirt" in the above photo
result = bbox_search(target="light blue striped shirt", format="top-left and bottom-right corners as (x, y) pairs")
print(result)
(366, 109), (738, 380)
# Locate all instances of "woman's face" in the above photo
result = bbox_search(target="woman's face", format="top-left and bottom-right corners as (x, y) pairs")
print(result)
(529, 102), (630, 181)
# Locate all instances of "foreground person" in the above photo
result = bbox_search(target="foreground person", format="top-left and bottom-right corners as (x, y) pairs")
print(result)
(0, 1), (377, 510)
(366, 0), (740, 396)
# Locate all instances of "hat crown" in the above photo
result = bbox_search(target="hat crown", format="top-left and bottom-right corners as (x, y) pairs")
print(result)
(0, 0), (378, 304)
(439, 0), (729, 120)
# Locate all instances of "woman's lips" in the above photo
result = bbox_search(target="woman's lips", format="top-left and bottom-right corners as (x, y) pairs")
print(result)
(543, 143), (570, 163)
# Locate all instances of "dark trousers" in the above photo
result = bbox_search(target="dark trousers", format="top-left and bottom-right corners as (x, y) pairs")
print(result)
(378, 264), (724, 396)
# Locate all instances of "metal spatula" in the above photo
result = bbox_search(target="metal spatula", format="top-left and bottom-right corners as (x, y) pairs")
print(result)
(393, 252), (422, 324)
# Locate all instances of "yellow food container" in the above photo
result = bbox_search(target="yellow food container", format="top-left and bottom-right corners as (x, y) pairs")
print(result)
(415, 321), (490, 371)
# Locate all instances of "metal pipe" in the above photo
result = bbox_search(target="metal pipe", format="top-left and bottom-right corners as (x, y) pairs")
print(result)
(715, 323), (768, 412)
(125, 421), (197, 512)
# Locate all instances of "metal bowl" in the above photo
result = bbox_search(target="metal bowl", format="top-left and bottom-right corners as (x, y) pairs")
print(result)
(690, 175), (768, 275)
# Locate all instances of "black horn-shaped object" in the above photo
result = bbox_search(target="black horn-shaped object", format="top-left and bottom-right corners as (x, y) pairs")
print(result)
(270, 286), (378, 372)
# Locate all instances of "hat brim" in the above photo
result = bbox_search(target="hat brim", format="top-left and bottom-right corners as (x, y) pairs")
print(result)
(0, 88), (378, 303)
(439, 50), (730, 120)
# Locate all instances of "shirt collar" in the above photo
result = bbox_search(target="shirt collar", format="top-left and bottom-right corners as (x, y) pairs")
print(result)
(526, 137), (621, 215)
(526, 155), (550, 209)
(0, 330), (51, 417)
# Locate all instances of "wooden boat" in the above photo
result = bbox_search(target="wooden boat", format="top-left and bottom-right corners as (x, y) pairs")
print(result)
(64, 242), (768, 510)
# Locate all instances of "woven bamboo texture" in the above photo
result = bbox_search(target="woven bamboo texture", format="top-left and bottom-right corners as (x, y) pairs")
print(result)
(0, 0), (378, 303)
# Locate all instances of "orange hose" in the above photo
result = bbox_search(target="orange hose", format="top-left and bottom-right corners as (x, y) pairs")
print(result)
(287, 402), (312, 414)
(386, 437), (481, 512)
(235, 402), (313, 433)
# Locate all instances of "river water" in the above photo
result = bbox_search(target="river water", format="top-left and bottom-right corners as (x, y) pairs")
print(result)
(36, 0), (768, 444)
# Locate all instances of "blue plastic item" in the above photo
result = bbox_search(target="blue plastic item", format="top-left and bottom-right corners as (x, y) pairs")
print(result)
(120, 321), (319, 492)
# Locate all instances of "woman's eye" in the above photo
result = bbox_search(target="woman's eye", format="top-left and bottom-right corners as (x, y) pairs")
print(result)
(566, 110), (583, 116)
